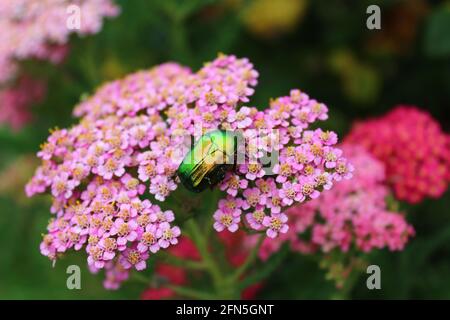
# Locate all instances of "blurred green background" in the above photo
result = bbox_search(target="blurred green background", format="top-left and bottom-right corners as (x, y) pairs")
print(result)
(1, 0), (449, 299)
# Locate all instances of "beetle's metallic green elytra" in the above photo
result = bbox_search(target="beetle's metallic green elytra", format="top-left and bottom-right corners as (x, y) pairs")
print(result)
(177, 130), (237, 193)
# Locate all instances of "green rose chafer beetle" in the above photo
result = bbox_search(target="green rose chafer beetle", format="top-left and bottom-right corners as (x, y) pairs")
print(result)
(177, 130), (237, 193)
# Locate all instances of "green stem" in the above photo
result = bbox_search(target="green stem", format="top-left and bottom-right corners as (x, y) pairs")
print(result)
(331, 272), (359, 300)
(159, 252), (206, 271)
(131, 271), (151, 286)
(185, 219), (224, 294)
(79, 38), (100, 88)
(229, 235), (264, 283)
(204, 190), (221, 241)
(170, 18), (193, 64)
(130, 267), (215, 299)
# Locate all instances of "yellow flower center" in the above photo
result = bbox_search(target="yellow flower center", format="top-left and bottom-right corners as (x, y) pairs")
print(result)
(142, 232), (155, 245)
(320, 131), (331, 141)
(87, 156), (98, 167)
(135, 128), (146, 140)
(203, 112), (214, 122)
(118, 208), (130, 220)
(72, 167), (84, 180)
(228, 176), (239, 189)
(337, 163), (347, 175)
(280, 163), (292, 176)
(295, 152), (308, 164)
(158, 184), (169, 196)
(113, 149), (125, 160)
(315, 174), (327, 186)
(105, 158), (118, 172)
(270, 217), (282, 231)
(100, 187), (112, 200)
(225, 201), (236, 210)
(162, 229), (173, 240)
(89, 247), (103, 261)
(102, 218), (113, 231)
(254, 119), (265, 129)
(94, 145), (104, 156)
(286, 188), (296, 199)
(54, 181), (66, 193)
(118, 223), (130, 237)
(137, 214), (150, 227)
(76, 215), (89, 228)
(145, 164), (156, 176)
(88, 235), (99, 245)
(104, 238), (117, 251)
(43, 235), (53, 245)
(304, 165), (314, 176)
(248, 163), (260, 174)
(311, 144), (323, 157)
(107, 137), (121, 148)
(127, 250), (141, 265)
(298, 111), (308, 122)
(236, 112), (246, 121)
(69, 232), (80, 242)
(91, 217), (102, 228)
(325, 152), (337, 162)
(271, 196), (281, 207)
(248, 194), (259, 206)
(286, 146), (295, 157)
(220, 215), (233, 227)
(253, 210), (265, 223)
(205, 92), (216, 104)
(259, 181), (270, 193)
(302, 183), (314, 196)
(312, 103), (323, 114)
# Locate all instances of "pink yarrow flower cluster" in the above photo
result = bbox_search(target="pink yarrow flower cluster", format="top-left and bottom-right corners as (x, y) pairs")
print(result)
(0, 0), (119, 83)
(0, 76), (46, 129)
(258, 144), (414, 260)
(26, 54), (351, 288)
(215, 96), (353, 237)
(0, 0), (119, 129)
(345, 106), (450, 204)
